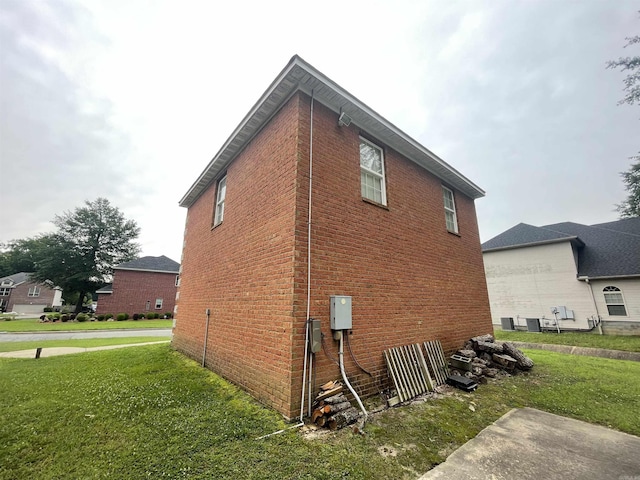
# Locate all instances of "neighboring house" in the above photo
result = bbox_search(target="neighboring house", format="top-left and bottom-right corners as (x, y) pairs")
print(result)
(173, 55), (493, 419)
(482, 218), (640, 335)
(95, 255), (180, 316)
(0, 272), (62, 314)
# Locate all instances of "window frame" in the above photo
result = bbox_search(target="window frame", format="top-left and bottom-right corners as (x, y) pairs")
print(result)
(213, 175), (227, 227)
(28, 286), (41, 297)
(0, 287), (10, 296)
(603, 286), (627, 316)
(155, 298), (163, 310)
(175, 275), (180, 287)
(442, 186), (459, 234)
(359, 138), (387, 206)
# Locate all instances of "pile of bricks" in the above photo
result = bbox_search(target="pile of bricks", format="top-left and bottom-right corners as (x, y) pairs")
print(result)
(449, 334), (534, 384)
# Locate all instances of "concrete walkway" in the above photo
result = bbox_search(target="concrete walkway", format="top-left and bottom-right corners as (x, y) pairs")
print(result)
(420, 407), (640, 479)
(0, 328), (172, 342)
(0, 340), (170, 358)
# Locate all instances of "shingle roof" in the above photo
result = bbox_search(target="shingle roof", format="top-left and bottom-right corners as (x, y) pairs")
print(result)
(179, 55), (485, 208)
(95, 283), (113, 294)
(0, 272), (32, 286)
(482, 217), (640, 278)
(115, 256), (180, 273)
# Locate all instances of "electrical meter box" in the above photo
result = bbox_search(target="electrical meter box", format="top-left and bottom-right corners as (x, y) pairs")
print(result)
(330, 295), (352, 330)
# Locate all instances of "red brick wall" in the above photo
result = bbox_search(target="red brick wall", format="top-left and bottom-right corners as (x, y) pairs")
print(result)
(172, 94), (301, 416)
(290, 96), (493, 413)
(174, 92), (493, 419)
(6, 282), (56, 311)
(96, 270), (178, 316)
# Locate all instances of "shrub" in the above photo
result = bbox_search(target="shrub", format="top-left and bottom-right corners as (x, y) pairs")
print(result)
(164, 312), (173, 319)
(132, 313), (140, 320)
(76, 313), (89, 322)
(145, 312), (156, 319)
(52, 312), (61, 320)
(116, 313), (127, 321)
(61, 315), (69, 322)
(69, 313), (76, 320)
(43, 307), (53, 312)
(97, 314), (106, 321)
(105, 313), (114, 320)
(47, 314), (55, 321)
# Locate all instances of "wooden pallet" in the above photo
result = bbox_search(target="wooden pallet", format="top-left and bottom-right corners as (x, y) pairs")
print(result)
(384, 343), (433, 402)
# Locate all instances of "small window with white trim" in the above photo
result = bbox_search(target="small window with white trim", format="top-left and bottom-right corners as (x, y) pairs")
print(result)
(603, 286), (627, 316)
(213, 175), (227, 226)
(0, 287), (10, 296)
(28, 286), (41, 297)
(155, 298), (163, 310)
(175, 275), (180, 287)
(360, 138), (387, 205)
(442, 186), (458, 233)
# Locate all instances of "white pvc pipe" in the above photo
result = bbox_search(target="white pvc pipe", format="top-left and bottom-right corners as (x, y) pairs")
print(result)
(338, 331), (367, 420)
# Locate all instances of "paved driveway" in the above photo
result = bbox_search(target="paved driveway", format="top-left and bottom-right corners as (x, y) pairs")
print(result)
(420, 407), (640, 479)
(0, 329), (172, 342)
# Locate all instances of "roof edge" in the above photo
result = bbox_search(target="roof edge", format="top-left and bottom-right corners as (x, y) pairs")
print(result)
(482, 236), (581, 253)
(114, 267), (180, 274)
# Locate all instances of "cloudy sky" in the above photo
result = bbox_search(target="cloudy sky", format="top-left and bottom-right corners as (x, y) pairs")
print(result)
(1, 0), (638, 262)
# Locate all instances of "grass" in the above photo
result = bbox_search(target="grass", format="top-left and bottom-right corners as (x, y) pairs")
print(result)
(494, 329), (640, 352)
(2, 345), (639, 479)
(0, 318), (172, 332)
(0, 336), (169, 353)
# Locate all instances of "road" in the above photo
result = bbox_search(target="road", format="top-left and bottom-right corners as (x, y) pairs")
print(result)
(0, 329), (172, 342)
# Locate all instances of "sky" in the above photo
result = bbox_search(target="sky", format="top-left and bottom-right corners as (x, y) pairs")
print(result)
(0, 0), (638, 263)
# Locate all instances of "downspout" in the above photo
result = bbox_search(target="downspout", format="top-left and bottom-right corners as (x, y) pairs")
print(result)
(583, 277), (604, 335)
(202, 308), (210, 367)
(299, 90), (315, 422)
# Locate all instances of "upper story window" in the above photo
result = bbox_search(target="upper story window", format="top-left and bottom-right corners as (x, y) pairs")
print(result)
(213, 175), (227, 227)
(442, 186), (458, 234)
(0, 287), (10, 296)
(28, 286), (41, 297)
(603, 286), (627, 316)
(175, 275), (180, 287)
(155, 298), (163, 309)
(360, 138), (387, 206)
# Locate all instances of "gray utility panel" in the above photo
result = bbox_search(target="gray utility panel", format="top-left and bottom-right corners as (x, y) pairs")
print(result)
(330, 295), (352, 330)
(526, 318), (541, 333)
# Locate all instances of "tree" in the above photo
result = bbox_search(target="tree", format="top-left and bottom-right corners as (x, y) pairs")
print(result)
(0, 238), (42, 277)
(607, 32), (640, 106)
(30, 198), (140, 312)
(608, 16), (640, 218)
(616, 158), (640, 218)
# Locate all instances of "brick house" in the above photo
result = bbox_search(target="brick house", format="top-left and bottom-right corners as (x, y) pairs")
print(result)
(95, 255), (179, 316)
(0, 272), (62, 314)
(173, 56), (493, 419)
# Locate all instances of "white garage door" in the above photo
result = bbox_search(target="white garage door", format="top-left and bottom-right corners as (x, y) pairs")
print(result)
(13, 304), (47, 314)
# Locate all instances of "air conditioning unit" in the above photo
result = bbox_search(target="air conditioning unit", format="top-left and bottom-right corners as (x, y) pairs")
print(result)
(500, 317), (515, 331)
(526, 318), (541, 333)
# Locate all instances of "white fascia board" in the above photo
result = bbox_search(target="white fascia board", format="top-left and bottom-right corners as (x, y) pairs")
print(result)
(483, 237), (579, 253)
(179, 55), (485, 208)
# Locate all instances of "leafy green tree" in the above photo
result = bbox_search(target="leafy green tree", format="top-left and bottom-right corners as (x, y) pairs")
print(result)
(608, 17), (640, 218)
(607, 33), (640, 106)
(616, 158), (640, 218)
(30, 198), (140, 312)
(0, 238), (42, 277)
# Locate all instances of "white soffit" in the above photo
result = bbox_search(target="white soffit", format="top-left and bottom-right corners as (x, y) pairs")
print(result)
(179, 55), (485, 208)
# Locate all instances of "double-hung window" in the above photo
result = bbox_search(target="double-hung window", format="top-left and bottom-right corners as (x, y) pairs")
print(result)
(603, 286), (627, 316)
(0, 287), (10, 296)
(155, 298), (163, 310)
(28, 286), (40, 297)
(213, 175), (227, 226)
(442, 186), (458, 233)
(360, 139), (386, 205)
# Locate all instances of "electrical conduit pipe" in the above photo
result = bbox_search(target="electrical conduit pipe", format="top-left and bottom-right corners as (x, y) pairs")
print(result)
(338, 331), (368, 422)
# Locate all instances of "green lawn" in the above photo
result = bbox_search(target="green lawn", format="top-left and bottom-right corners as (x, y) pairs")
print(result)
(0, 318), (172, 332)
(494, 329), (640, 352)
(0, 337), (169, 353)
(1, 344), (638, 479)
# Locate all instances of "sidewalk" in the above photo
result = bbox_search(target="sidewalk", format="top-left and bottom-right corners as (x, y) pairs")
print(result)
(0, 341), (170, 359)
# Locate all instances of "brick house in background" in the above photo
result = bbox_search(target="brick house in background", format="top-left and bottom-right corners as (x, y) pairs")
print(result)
(173, 56), (493, 419)
(0, 272), (62, 314)
(96, 255), (179, 316)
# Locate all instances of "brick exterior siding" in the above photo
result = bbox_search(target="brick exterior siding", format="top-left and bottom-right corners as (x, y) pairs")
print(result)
(3, 281), (57, 311)
(173, 92), (493, 419)
(96, 270), (178, 316)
